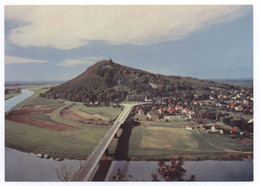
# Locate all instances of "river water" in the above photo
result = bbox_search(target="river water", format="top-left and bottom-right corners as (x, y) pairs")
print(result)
(105, 160), (253, 181)
(5, 147), (82, 181)
(5, 89), (34, 112)
(5, 89), (254, 181)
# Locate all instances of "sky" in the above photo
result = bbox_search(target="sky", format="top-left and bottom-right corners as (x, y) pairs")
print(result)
(4, 5), (253, 82)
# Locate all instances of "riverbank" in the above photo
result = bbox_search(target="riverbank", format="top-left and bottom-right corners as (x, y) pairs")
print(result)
(5, 143), (88, 160)
(5, 91), (22, 100)
(5, 141), (253, 162)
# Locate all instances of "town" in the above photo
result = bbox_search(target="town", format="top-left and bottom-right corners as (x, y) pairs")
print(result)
(131, 86), (253, 140)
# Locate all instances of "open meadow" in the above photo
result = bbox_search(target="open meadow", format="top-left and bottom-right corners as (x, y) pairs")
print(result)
(126, 117), (253, 160)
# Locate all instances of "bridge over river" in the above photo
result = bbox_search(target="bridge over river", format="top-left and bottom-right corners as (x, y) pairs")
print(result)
(72, 103), (142, 181)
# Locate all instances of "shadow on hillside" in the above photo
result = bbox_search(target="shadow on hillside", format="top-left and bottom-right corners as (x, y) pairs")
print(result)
(114, 119), (140, 160)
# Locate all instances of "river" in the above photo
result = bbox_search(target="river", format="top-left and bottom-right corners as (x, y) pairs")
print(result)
(105, 160), (253, 181)
(5, 89), (253, 181)
(5, 89), (34, 112)
(5, 147), (82, 181)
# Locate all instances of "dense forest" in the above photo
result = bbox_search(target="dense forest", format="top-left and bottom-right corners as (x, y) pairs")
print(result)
(41, 59), (237, 103)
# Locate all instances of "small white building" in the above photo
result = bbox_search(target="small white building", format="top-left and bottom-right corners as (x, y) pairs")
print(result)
(186, 126), (194, 130)
(145, 96), (152, 102)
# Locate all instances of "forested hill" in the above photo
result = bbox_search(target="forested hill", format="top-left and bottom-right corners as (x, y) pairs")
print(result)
(41, 59), (237, 102)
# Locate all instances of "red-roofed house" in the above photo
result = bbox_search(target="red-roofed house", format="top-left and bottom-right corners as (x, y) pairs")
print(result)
(230, 127), (240, 134)
(168, 106), (175, 114)
(138, 109), (144, 115)
(235, 105), (243, 112)
(175, 106), (182, 111)
(182, 108), (190, 114)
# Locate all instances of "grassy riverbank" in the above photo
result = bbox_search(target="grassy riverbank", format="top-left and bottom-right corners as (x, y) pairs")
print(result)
(5, 91), (22, 100)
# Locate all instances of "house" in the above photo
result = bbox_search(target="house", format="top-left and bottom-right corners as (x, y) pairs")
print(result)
(186, 126), (194, 130)
(209, 96), (215, 100)
(235, 105), (243, 112)
(210, 125), (223, 134)
(187, 111), (196, 119)
(228, 103), (236, 109)
(230, 127), (240, 134)
(222, 128), (230, 134)
(210, 125), (216, 132)
(216, 102), (224, 107)
(175, 105), (182, 111)
(223, 95), (229, 99)
(168, 106), (175, 114)
(159, 108), (164, 114)
(248, 119), (253, 123)
(182, 108), (190, 114)
(94, 101), (100, 106)
(147, 111), (159, 120)
(138, 109), (144, 115)
(145, 96), (153, 102)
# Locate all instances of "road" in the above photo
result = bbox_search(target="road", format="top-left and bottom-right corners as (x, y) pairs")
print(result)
(72, 103), (138, 181)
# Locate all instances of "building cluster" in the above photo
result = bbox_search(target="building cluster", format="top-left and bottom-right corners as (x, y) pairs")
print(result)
(137, 86), (253, 136)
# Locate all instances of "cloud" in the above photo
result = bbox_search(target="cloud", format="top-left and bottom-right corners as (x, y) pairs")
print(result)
(57, 56), (103, 66)
(5, 5), (252, 49)
(5, 55), (48, 64)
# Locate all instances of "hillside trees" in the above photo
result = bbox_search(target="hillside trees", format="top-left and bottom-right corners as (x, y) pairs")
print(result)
(41, 60), (235, 103)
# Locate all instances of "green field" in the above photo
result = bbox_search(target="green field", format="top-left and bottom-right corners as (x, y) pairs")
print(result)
(27, 114), (53, 121)
(73, 104), (122, 120)
(5, 119), (109, 159)
(127, 123), (253, 160)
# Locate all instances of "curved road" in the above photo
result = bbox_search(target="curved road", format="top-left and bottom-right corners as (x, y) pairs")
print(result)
(72, 103), (139, 181)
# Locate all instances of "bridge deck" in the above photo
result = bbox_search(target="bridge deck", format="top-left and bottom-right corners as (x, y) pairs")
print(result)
(72, 104), (134, 181)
